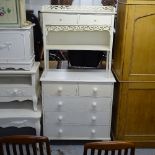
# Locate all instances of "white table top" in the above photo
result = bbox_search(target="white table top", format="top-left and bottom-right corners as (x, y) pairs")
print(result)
(40, 69), (115, 83)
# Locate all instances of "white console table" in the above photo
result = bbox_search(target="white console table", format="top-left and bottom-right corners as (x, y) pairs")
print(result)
(0, 100), (41, 136)
(0, 62), (40, 111)
(40, 5), (115, 140)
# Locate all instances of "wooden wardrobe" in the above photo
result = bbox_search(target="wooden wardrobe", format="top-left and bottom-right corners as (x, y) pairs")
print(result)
(112, 0), (155, 147)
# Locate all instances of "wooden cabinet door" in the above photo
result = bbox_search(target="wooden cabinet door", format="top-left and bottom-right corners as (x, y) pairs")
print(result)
(112, 82), (155, 147)
(113, 4), (155, 81)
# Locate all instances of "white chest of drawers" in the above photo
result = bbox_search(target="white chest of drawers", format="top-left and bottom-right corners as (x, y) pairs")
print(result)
(0, 24), (35, 70)
(41, 70), (115, 140)
(40, 5), (116, 140)
(0, 62), (40, 111)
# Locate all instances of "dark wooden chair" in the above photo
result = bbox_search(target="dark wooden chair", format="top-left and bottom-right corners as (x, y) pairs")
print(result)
(0, 135), (51, 155)
(83, 141), (135, 155)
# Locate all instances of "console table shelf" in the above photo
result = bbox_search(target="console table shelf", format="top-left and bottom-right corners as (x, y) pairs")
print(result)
(40, 5), (115, 71)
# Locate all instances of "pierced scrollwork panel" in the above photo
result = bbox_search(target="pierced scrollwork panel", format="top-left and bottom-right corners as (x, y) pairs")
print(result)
(46, 25), (111, 32)
(42, 5), (115, 13)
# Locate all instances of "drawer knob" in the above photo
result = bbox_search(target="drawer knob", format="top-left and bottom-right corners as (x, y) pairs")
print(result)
(93, 88), (98, 93)
(94, 19), (97, 22)
(91, 129), (96, 134)
(58, 115), (63, 121)
(92, 102), (97, 107)
(59, 18), (62, 22)
(91, 116), (96, 121)
(58, 101), (63, 107)
(58, 129), (63, 134)
(11, 89), (22, 95)
(58, 87), (63, 93)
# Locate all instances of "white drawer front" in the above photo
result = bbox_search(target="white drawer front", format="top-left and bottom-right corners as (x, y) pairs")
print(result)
(79, 15), (112, 25)
(0, 86), (33, 97)
(43, 14), (77, 25)
(44, 111), (111, 125)
(44, 124), (110, 140)
(43, 83), (77, 96)
(43, 96), (112, 112)
(79, 83), (113, 97)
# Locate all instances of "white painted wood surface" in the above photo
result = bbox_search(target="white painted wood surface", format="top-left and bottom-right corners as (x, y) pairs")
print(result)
(0, 62), (40, 111)
(0, 24), (35, 70)
(41, 70), (115, 140)
(0, 100), (41, 135)
(40, 5), (115, 140)
(40, 5), (115, 71)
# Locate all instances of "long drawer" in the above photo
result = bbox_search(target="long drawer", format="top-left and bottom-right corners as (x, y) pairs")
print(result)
(43, 124), (111, 140)
(0, 86), (33, 97)
(44, 111), (111, 125)
(43, 96), (112, 112)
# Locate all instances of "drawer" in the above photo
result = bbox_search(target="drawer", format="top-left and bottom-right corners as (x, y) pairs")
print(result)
(0, 75), (31, 85)
(43, 14), (78, 25)
(44, 111), (111, 125)
(43, 124), (111, 140)
(43, 83), (77, 96)
(79, 15), (112, 26)
(43, 96), (112, 112)
(0, 86), (33, 97)
(79, 83), (113, 97)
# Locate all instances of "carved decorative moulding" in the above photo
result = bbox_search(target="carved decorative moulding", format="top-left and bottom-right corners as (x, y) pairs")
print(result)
(41, 5), (115, 14)
(46, 25), (111, 32)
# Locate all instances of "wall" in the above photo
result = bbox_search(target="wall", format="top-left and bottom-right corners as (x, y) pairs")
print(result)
(25, 0), (102, 16)
(25, 0), (50, 16)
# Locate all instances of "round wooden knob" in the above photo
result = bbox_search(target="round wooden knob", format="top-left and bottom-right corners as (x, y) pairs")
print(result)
(91, 129), (96, 134)
(58, 87), (63, 93)
(93, 87), (98, 93)
(58, 101), (63, 107)
(58, 129), (63, 134)
(91, 116), (96, 121)
(92, 102), (97, 107)
(58, 115), (63, 121)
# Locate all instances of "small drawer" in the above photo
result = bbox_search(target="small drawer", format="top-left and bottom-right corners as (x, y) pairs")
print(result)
(43, 124), (111, 140)
(43, 14), (78, 25)
(79, 15), (112, 25)
(0, 86), (33, 97)
(79, 83), (113, 97)
(43, 83), (77, 96)
(43, 96), (112, 112)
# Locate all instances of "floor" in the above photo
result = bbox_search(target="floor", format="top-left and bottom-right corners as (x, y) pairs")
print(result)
(51, 144), (155, 155)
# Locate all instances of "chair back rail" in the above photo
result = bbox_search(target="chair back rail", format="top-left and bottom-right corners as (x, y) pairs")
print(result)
(0, 135), (51, 155)
(83, 141), (135, 155)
